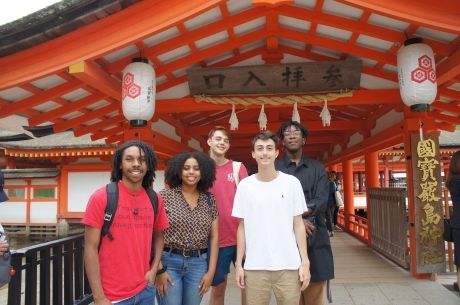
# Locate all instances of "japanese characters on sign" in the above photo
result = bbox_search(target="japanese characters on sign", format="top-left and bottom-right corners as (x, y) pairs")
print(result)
(411, 134), (445, 273)
(188, 60), (362, 95)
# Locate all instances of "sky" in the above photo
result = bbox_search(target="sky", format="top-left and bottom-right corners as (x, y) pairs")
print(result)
(1, 0), (61, 26)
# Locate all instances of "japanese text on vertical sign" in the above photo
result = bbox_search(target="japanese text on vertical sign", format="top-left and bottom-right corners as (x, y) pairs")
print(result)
(416, 139), (443, 265)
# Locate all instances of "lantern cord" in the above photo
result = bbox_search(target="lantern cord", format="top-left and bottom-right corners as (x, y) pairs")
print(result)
(419, 119), (424, 142)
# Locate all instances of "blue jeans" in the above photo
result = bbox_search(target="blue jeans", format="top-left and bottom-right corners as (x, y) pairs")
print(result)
(117, 285), (156, 305)
(156, 251), (208, 305)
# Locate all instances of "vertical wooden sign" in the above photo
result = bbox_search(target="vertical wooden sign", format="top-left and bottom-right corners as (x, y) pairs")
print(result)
(411, 134), (445, 273)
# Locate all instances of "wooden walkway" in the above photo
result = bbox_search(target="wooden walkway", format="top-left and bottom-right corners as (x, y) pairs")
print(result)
(203, 229), (460, 305)
(1, 230), (458, 304)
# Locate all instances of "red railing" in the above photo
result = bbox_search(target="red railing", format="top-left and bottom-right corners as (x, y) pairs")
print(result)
(337, 210), (368, 243)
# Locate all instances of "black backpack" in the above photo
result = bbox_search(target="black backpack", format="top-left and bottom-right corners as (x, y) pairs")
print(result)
(100, 182), (158, 262)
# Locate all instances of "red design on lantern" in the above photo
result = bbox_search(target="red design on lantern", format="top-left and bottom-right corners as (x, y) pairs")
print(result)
(411, 68), (427, 83)
(410, 54), (436, 84)
(122, 72), (141, 99)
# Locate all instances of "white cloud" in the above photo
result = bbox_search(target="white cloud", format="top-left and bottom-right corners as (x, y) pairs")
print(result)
(1, 0), (61, 26)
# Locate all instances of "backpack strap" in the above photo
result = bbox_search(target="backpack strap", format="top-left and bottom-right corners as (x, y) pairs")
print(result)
(145, 187), (158, 222)
(232, 161), (241, 186)
(146, 187), (159, 264)
(102, 183), (158, 242)
(101, 182), (118, 241)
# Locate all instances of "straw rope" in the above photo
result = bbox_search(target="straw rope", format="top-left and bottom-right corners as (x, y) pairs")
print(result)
(194, 91), (353, 106)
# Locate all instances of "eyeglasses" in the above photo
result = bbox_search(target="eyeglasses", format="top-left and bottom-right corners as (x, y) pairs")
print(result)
(283, 130), (302, 137)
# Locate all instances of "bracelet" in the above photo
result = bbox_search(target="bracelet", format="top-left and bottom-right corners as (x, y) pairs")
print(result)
(156, 265), (167, 276)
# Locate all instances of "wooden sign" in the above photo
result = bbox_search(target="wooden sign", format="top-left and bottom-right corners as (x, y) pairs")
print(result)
(188, 60), (362, 95)
(411, 134), (445, 273)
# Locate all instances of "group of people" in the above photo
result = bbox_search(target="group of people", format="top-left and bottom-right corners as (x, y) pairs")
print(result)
(83, 121), (334, 305)
(0, 123), (458, 303)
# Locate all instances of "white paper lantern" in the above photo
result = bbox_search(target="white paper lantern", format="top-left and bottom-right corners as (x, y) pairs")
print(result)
(122, 57), (155, 126)
(397, 38), (437, 112)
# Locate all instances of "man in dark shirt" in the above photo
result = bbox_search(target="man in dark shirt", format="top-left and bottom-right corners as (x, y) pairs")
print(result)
(275, 121), (334, 305)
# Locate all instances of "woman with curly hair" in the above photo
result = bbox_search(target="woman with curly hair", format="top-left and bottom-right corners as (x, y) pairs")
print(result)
(447, 150), (460, 292)
(156, 151), (219, 305)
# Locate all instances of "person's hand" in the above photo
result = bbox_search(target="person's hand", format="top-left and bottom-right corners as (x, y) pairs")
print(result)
(299, 263), (311, 291)
(235, 265), (245, 289)
(198, 272), (213, 296)
(155, 272), (173, 297)
(303, 220), (315, 237)
(145, 267), (157, 285)
(0, 240), (9, 255)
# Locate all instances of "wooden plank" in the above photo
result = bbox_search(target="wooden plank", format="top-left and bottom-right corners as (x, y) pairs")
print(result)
(188, 60), (362, 95)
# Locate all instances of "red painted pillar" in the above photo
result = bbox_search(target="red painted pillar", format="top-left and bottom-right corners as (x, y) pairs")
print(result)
(342, 159), (354, 232)
(365, 151), (379, 246)
(383, 156), (390, 187)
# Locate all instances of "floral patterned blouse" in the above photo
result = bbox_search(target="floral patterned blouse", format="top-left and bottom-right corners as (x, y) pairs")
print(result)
(160, 187), (218, 250)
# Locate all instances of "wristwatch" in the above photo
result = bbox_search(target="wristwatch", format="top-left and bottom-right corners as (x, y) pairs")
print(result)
(156, 265), (167, 276)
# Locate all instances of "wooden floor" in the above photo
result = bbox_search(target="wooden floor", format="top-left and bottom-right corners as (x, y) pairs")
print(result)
(203, 229), (460, 305)
(1, 230), (458, 304)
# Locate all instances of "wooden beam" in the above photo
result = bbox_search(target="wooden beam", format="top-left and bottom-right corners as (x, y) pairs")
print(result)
(28, 91), (106, 126)
(429, 111), (460, 125)
(53, 103), (118, 132)
(155, 89), (401, 114)
(0, 79), (82, 118)
(0, 0), (222, 89)
(439, 87), (460, 101)
(155, 29), (269, 77)
(91, 125), (124, 141)
(278, 4), (453, 57)
(187, 120), (366, 135)
(106, 6), (268, 73)
(431, 101), (460, 115)
(74, 116), (124, 137)
(230, 134), (343, 147)
(280, 45), (398, 82)
(436, 49), (460, 86)
(326, 122), (404, 164)
(68, 61), (120, 99)
(279, 27), (396, 66)
(340, 0), (460, 33)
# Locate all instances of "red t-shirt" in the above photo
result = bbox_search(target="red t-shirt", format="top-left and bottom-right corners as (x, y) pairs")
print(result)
(209, 160), (248, 247)
(82, 181), (169, 301)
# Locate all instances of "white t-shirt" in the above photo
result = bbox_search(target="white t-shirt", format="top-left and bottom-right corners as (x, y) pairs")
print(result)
(232, 171), (307, 270)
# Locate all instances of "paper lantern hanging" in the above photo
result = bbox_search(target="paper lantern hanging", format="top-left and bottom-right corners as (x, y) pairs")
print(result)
(397, 38), (437, 112)
(122, 57), (155, 127)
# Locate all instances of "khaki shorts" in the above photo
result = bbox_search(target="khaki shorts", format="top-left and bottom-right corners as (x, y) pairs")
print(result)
(245, 270), (301, 305)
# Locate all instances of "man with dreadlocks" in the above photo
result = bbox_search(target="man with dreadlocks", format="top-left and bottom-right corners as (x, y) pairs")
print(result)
(83, 140), (169, 305)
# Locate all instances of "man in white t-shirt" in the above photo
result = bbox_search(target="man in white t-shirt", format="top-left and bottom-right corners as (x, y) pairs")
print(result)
(232, 131), (310, 305)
